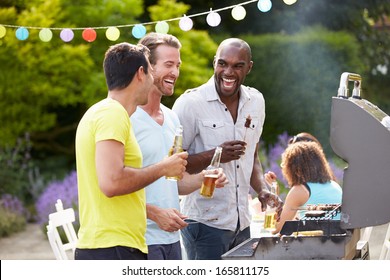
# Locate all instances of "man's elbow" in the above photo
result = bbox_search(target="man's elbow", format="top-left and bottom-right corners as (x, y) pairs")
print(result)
(99, 179), (118, 198)
(100, 186), (116, 198)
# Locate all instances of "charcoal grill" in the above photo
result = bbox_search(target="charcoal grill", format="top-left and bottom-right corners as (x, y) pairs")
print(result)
(222, 72), (390, 260)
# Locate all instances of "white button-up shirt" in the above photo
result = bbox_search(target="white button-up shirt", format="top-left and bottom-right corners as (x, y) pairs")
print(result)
(172, 77), (265, 231)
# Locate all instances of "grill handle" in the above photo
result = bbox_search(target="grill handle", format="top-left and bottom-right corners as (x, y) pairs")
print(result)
(337, 72), (362, 99)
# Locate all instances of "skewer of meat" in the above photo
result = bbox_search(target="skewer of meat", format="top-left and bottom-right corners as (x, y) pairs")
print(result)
(244, 114), (252, 142)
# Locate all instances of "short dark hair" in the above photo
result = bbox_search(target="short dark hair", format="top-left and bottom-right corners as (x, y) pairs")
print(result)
(103, 43), (150, 91)
(139, 32), (181, 65)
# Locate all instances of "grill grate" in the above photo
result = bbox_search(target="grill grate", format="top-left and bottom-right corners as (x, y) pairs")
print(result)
(301, 204), (341, 222)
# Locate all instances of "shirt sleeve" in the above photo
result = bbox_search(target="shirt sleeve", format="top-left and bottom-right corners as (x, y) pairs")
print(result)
(94, 104), (130, 145)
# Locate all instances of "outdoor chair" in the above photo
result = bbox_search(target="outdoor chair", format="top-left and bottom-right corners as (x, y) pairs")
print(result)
(46, 199), (78, 260)
(355, 226), (373, 259)
(379, 223), (390, 260)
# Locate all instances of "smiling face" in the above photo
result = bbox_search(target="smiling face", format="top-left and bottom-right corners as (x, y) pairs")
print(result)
(213, 41), (253, 100)
(151, 44), (181, 97)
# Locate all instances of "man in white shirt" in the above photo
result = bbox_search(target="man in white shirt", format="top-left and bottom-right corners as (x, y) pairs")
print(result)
(172, 38), (282, 260)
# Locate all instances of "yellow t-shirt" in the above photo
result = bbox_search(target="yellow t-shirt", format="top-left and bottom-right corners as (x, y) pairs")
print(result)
(75, 98), (147, 253)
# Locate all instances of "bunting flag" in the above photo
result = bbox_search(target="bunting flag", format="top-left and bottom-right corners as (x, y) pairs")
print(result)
(0, 0), (297, 43)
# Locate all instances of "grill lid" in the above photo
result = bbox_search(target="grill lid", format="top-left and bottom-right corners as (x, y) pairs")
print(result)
(330, 72), (390, 229)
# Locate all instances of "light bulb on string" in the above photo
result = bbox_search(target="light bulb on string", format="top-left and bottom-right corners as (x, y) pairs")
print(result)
(0, 25), (6, 38)
(206, 9), (221, 27)
(106, 27), (120, 41)
(258, 0), (272, 13)
(179, 15), (193, 31)
(283, 0), (297, 5)
(132, 24), (146, 39)
(15, 27), (29, 41)
(155, 21), (169, 34)
(232, 5), (246, 21)
(82, 28), (97, 42)
(60, 28), (74, 42)
(39, 28), (53, 42)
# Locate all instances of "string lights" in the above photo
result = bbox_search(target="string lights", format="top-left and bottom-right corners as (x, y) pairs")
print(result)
(0, 0), (298, 43)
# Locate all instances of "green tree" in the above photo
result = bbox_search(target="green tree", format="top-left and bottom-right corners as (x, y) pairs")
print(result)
(0, 0), (146, 155)
(0, 0), (218, 180)
(0, 0), (94, 150)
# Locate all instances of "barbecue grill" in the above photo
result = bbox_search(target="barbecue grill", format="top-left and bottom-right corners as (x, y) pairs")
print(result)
(222, 72), (390, 260)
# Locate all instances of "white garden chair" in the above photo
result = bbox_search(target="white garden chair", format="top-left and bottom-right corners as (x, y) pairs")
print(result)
(46, 199), (78, 260)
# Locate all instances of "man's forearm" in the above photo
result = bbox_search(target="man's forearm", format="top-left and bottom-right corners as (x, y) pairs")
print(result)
(178, 172), (203, 195)
(146, 204), (160, 222)
(185, 150), (214, 174)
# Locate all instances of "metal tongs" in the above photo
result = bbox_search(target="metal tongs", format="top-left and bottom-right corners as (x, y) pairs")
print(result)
(184, 217), (219, 224)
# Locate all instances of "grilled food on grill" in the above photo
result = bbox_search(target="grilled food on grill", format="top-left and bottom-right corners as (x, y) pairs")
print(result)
(305, 210), (326, 217)
(305, 204), (340, 211)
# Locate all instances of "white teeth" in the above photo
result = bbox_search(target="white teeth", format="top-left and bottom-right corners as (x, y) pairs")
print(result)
(222, 78), (235, 88)
(223, 78), (235, 82)
(164, 79), (174, 84)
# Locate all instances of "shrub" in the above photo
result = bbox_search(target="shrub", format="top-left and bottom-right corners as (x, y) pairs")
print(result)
(0, 194), (27, 237)
(35, 171), (79, 232)
(0, 134), (33, 201)
(0, 133), (47, 221)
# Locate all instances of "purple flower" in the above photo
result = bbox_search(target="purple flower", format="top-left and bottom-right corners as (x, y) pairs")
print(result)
(35, 171), (79, 227)
(0, 194), (27, 216)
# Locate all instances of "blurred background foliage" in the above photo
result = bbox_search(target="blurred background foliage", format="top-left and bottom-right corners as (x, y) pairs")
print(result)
(0, 0), (389, 230)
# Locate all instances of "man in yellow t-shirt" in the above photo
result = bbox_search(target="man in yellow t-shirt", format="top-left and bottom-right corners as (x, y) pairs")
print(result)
(75, 43), (188, 260)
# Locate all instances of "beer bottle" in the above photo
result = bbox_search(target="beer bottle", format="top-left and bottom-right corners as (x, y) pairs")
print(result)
(263, 182), (278, 231)
(165, 125), (184, 181)
(200, 146), (222, 198)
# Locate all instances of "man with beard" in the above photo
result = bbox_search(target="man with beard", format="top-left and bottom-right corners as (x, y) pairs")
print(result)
(130, 33), (227, 260)
(172, 38), (283, 260)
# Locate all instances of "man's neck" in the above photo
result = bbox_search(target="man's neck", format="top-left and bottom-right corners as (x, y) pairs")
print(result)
(108, 90), (137, 116)
(140, 90), (164, 125)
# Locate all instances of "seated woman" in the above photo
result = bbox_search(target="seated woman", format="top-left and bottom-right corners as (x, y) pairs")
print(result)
(266, 141), (342, 234)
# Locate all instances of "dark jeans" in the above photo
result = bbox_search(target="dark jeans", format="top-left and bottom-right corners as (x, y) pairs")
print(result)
(181, 220), (250, 260)
(147, 241), (182, 260)
(75, 246), (147, 260)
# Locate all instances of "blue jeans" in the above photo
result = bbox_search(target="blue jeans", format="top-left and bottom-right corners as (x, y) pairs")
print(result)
(181, 220), (250, 260)
(147, 241), (182, 260)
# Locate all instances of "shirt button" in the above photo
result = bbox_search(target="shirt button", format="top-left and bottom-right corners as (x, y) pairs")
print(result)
(213, 124), (216, 128)
(225, 108), (228, 111)
(237, 165), (240, 168)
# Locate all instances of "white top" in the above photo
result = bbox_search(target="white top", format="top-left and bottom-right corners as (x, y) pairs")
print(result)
(172, 76), (265, 231)
(130, 105), (181, 245)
